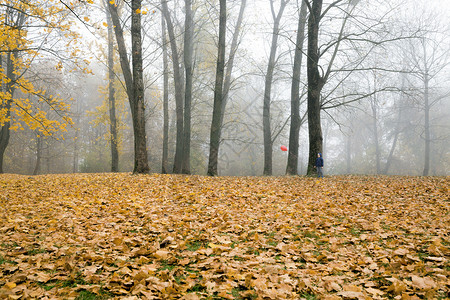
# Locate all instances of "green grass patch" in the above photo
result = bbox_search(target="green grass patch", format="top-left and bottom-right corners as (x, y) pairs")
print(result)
(75, 288), (112, 300)
(301, 293), (318, 300)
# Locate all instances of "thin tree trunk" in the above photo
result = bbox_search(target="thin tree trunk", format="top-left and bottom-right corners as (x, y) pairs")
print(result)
(286, 0), (307, 175)
(33, 134), (42, 175)
(106, 5), (119, 172)
(306, 0), (324, 176)
(161, 11), (169, 174)
(346, 134), (351, 173)
(73, 113), (80, 173)
(161, 0), (185, 174)
(371, 95), (381, 174)
(263, 0), (289, 176)
(207, 0), (227, 176)
(422, 41), (430, 176)
(181, 0), (194, 174)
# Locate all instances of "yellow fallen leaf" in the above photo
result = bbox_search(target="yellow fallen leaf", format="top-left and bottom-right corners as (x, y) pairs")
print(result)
(4, 282), (16, 289)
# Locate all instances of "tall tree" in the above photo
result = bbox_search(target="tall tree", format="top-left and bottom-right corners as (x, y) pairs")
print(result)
(263, 0), (289, 176)
(305, 0), (324, 176)
(304, 0), (356, 175)
(105, 1), (119, 172)
(0, 1), (75, 173)
(161, 0), (185, 174)
(161, 10), (169, 174)
(207, 0), (226, 176)
(108, 0), (149, 174)
(286, 0), (307, 175)
(181, 0), (194, 174)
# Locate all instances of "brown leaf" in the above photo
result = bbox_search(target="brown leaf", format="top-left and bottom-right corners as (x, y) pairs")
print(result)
(411, 275), (436, 291)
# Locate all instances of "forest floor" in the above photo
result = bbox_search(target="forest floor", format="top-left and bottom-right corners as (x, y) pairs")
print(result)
(0, 173), (449, 299)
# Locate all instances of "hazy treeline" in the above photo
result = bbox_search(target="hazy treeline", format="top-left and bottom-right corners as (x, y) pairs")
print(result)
(1, 0), (449, 176)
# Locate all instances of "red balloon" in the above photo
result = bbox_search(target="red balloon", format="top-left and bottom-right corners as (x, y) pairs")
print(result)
(280, 145), (287, 151)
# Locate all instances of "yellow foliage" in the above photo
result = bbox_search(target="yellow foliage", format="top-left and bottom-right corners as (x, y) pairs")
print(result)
(0, 0), (78, 137)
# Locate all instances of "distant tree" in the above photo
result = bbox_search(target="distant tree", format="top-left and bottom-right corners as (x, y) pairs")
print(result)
(405, 35), (449, 176)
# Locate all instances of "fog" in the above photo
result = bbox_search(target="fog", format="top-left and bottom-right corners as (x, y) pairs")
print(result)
(1, 0), (449, 176)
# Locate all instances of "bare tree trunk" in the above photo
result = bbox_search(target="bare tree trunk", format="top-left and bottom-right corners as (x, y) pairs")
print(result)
(161, 0), (185, 174)
(108, 0), (149, 174)
(346, 134), (351, 173)
(73, 112), (80, 173)
(286, 0), (307, 175)
(207, 0), (227, 176)
(370, 95), (381, 174)
(263, 0), (289, 176)
(306, 0), (324, 176)
(106, 4), (119, 172)
(422, 45), (430, 176)
(181, 0), (194, 174)
(161, 11), (169, 174)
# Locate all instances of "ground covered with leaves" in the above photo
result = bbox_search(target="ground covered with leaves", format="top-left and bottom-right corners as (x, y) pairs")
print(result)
(0, 174), (449, 299)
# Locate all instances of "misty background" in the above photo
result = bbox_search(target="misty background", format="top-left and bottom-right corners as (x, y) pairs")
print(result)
(1, 0), (449, 176)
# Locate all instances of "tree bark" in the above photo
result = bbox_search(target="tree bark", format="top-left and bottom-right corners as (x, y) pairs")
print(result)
(106, 5), (119, 172)
(108, 0), (149, 174)
(207, 0), (227, 176)
(306, 0), (324, 176)
(161, 0), (185, 174)
(263, 0), (289, 176)
(161, 11), (169, 174)
(286, 0), (307, 175)
(0, 53), (15, 174)
(181, 0), (194, 174)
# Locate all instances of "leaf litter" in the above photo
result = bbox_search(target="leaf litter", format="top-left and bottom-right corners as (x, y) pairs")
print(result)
(0, 173), (448, 299)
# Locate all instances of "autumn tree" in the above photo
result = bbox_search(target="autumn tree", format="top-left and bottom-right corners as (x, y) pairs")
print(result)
(0, 0), (82, 173)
